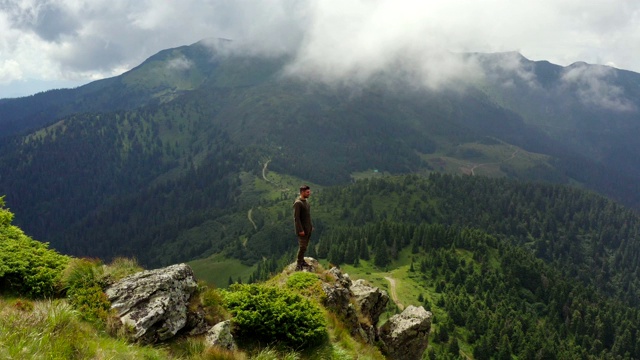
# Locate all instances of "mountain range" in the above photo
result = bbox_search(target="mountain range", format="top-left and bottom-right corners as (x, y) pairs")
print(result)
(1, 39), (640, 266)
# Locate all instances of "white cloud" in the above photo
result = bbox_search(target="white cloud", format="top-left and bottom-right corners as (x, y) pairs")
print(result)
(1, 0), (640, 98)
(166, 55), (193, 71)
(561, 63), (636, 111)
(0, 59), (22, 83)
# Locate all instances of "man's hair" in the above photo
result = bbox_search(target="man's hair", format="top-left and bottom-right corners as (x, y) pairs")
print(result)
(299, 185), (310, 192)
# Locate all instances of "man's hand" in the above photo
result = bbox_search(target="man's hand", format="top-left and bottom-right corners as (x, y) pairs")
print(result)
(298, 231), (305, 236)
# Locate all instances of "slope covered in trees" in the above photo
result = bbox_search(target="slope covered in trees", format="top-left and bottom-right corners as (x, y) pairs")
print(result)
(240, 174), (640, 358)
(3, 40), (640, 269)
(240, 174), (640, 305)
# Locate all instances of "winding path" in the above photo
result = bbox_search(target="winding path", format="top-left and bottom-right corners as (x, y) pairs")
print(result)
(247, 208), (257, 230)
(384, 276), (404, 310)
(246, 159), (272, 231)
(262, 159), (272, 183)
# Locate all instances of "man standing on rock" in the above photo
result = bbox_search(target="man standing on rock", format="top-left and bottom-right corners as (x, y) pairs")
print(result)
(293, 185), (313, 271)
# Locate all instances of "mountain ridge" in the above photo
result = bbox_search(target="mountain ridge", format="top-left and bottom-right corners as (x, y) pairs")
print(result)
(1, 40), (640, 265)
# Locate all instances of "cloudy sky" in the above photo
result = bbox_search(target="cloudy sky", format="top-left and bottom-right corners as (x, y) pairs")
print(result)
(1, 0), (639, 99)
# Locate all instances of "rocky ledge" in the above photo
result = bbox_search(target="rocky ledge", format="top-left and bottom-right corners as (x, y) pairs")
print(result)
(105, 259), (432, 359)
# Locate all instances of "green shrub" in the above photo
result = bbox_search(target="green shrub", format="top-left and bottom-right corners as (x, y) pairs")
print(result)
(285, 272), (326, 301)
(222, 284), (327, 349)
(285, 272), (320, 290)
(0, 197), (70, 298)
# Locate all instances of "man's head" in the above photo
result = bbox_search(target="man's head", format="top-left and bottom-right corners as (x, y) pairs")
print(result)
(299, 185), (311, 199)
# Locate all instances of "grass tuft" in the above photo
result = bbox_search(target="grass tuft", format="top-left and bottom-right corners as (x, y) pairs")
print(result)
(251, 347), (299, 360)
(104, 257), (144, 282)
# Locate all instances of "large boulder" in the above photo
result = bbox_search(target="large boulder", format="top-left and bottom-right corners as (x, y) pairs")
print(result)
(105, 263), (199, 343)
(378, 305), (432, 360)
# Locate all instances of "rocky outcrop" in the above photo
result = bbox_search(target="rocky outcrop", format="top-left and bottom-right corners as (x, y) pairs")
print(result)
(351, 278), (389, 326)
(105, 263), (199, 343)
(321, 266), (360, 334)
(103, 258), (431, 357)
(378, 305), (432, 360)
(319, 266), (390, 344)
(287, 257), (321, 273)
(205, 320), (236, 351)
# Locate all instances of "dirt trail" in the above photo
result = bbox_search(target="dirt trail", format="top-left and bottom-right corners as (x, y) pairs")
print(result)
(247, 208), (257, 230)
(384, 276), (404, 311)
(262, 159), (271, 182)
(248, 159), (269, 230)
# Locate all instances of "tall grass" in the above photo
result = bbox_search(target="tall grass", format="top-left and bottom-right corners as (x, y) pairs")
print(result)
(0, 297), (170, 359)
(104, 257), (144, 282)
(1, 299), (91, 359)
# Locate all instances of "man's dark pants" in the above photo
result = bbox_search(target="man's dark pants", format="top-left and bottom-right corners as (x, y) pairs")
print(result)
(297, 234), (311, 264)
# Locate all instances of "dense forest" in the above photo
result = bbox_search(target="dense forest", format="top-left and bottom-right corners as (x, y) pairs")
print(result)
(245, 174), (640, 304)
(0, 97), (250, 265)
(4, 42), (640, 271)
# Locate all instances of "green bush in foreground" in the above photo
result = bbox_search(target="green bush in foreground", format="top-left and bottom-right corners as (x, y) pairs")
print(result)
(285, 271), (326, 302)
(285, 272), (320, 291)
(222, 283), (327, 349)
(0, 197), (70, 298)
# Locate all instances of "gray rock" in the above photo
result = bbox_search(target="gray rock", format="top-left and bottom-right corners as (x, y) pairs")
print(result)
(186, 306), (210, 336)
(288, 257), (320, 272)
(327, 266), (352, 288)
(321, 281), (358, 327)
(358, 323), (378, 345)
(350, 279), (389, 327)
(321, 267), (359, 333)
(105, 263), (198, 343)
(378, 305), (432, 360)
(205, 320), (236, 351)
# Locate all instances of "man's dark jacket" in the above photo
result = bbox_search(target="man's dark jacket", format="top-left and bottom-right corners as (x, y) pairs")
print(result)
(293, 197), (312, 235)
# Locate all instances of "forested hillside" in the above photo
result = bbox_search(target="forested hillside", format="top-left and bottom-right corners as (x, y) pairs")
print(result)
(241, 173), (640, 358)
(2, 39), (640, 271)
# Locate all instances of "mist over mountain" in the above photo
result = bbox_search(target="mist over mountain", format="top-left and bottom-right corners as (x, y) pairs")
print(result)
(1, 39), (640, 266)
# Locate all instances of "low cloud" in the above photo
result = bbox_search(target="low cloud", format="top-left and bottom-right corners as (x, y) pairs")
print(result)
(166, 55), (193, 71)
(2, 0), (640, 99)
(561, 63), (636, 111)
(277, 1), (486, 90)
(475, 52), (539, 89)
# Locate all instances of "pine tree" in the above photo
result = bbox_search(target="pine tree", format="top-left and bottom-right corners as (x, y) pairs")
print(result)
(328, 244), (343, 265)
(344, 238), (357, 264)
(448, 337), (460, 357)
(359, 238), (370, 260)
(374, 237), (390, 268)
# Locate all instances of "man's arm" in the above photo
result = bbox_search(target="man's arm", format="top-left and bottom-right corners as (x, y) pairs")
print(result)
(293, 201), (305, 236)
